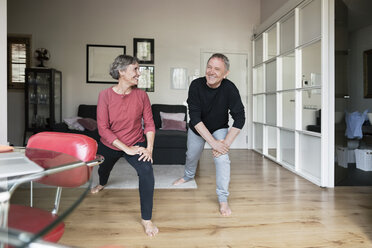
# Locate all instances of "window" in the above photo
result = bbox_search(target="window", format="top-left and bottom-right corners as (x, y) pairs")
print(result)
(7, 36), (31, 89)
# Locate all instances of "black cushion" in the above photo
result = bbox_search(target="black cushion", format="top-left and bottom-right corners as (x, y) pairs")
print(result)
(151, 104), (187, 129)
(154, 130), (187, 148)
(78, 105), (97, 120)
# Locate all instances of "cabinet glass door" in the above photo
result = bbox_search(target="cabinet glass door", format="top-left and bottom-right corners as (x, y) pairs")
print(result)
(25, 68), (62, 134)
(54, 71), (62, 123)
(27, 70), (50, 129)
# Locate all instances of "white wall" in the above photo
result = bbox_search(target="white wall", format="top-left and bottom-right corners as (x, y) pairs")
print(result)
(0, 0), (7, 145)
(260, 0), (290, 23)
(7, 0), (260, 146)
(348, 24), (372, 112)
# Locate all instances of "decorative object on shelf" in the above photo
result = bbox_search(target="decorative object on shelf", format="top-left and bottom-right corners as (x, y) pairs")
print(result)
(138, 66), (154, 92)
(133, 38), (154, 64)
(34, 48), (50, 67)
(86, 44), (126, 84)
(170, 68), (188, 90)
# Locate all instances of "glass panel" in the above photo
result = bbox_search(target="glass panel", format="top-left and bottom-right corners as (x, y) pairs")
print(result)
(280, 129), (295, 166)
(27, 72), (37, 128)
(254, 35), (263, 65)
(254, 123), (263, 153)
(282, 91), (295, 129)
(280, 14), (295, 53)
(299, 0), (321, 45)
(253, 95), (264, 123)
(12, 63), (26, 83)
(282, 53), (295, 90)
(266, 60), (276, 92)
(267, 126), (277, 158)
(27, 71), (50, 129)
(253, 65), (264, 94)
(302, 41), (321, 87)
(54, 71), (62, 123)
(300, 134), (321, 179)
(302, 89), (321, 132)
(36, 72), (50, 128)
(267, 26), (277, 60)
(11, 43), (26, 63)
(266, 93), (276, 125)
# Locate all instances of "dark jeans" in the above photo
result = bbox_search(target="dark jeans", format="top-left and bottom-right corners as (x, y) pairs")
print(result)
(97, 141), (154, 220)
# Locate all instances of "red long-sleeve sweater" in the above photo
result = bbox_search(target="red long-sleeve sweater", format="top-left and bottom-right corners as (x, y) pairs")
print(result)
(97, 87), (155, 150)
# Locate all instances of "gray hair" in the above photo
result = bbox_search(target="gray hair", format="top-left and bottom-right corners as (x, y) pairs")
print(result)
(109, 55), (139, 79)
(207, 53), (230, 71)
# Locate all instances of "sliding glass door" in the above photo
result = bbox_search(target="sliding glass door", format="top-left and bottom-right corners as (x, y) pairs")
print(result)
(252, 0), (334, 186)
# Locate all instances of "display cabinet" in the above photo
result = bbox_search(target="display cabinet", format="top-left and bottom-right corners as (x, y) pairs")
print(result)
(24, 68), (62, 143)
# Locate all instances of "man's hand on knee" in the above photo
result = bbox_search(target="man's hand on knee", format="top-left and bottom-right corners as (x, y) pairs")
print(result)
(212, 149), (224, 157)
(212, 140), (229, 154)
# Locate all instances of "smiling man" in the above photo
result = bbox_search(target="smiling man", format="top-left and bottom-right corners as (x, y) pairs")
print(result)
(173, 53), (245, 216)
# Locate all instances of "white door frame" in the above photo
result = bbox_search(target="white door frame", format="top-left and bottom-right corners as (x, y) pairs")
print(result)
(321, 0), (335, 187)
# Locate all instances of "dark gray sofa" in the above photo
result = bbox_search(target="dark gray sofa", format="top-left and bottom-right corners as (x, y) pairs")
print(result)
(151, 104), (188, 165)
(52, 104), (100, 141)
(52, 104), (187, 164)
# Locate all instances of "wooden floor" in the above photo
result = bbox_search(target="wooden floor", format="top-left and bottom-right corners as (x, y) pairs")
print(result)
(12, 150), (372, 248)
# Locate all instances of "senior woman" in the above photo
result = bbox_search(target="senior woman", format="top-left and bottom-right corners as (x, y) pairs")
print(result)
(91, 54), (158, 236)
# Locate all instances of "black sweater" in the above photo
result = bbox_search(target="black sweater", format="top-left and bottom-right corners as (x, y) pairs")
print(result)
(187, 77), (245, 136)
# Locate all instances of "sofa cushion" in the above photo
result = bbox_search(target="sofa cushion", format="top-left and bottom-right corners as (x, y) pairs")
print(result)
(152, 104), (187, 129)
(161, 118), (187, 131)
(63, 117), (84, 131)
(154, 130), (187, 149)
(77, 118), (97, 131)
(160, 112), (185, 122)
(78, 105), (97, 120)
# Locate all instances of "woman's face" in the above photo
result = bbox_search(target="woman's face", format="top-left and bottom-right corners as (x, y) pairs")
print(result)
(119, 63), (140, 86)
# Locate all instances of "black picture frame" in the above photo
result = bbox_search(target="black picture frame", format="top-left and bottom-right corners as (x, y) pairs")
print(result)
(133, 38), (154, 64)
(86, 44), (126, 84)
(138, 66), (154, 92)
(364, 49), (372, 98)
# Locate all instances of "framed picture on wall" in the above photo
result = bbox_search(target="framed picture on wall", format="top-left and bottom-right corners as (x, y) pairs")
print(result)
(86, 44), (126, 83)
(133, 38), (154, 64)
(138, 66), (154, 92)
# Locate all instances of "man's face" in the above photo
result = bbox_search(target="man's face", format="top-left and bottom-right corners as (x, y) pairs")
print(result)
(205, 57), (229, 88)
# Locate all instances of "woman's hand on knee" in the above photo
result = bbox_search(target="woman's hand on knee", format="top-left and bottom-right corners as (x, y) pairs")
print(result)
(138, 148), (153, 163)
(125, 145), (142, 155)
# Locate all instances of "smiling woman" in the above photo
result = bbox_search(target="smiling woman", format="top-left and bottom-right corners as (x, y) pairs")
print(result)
(93, 54), (159, 236)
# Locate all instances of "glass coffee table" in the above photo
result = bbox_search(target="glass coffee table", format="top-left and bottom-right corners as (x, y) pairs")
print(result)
(0, 147), (103, 248)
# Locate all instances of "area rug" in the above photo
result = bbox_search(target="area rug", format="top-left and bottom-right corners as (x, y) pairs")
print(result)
(91, 158), (197, 189)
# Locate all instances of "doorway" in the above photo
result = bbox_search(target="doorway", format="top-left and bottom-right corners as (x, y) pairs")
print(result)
(335, 0), (372, 186)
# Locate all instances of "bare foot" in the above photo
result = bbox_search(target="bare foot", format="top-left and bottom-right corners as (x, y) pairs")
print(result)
(219, 202), (232, 216)
(90, 184), (104, 194)
(172, 177), (187, 186)
(141, 219), (159, 237)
